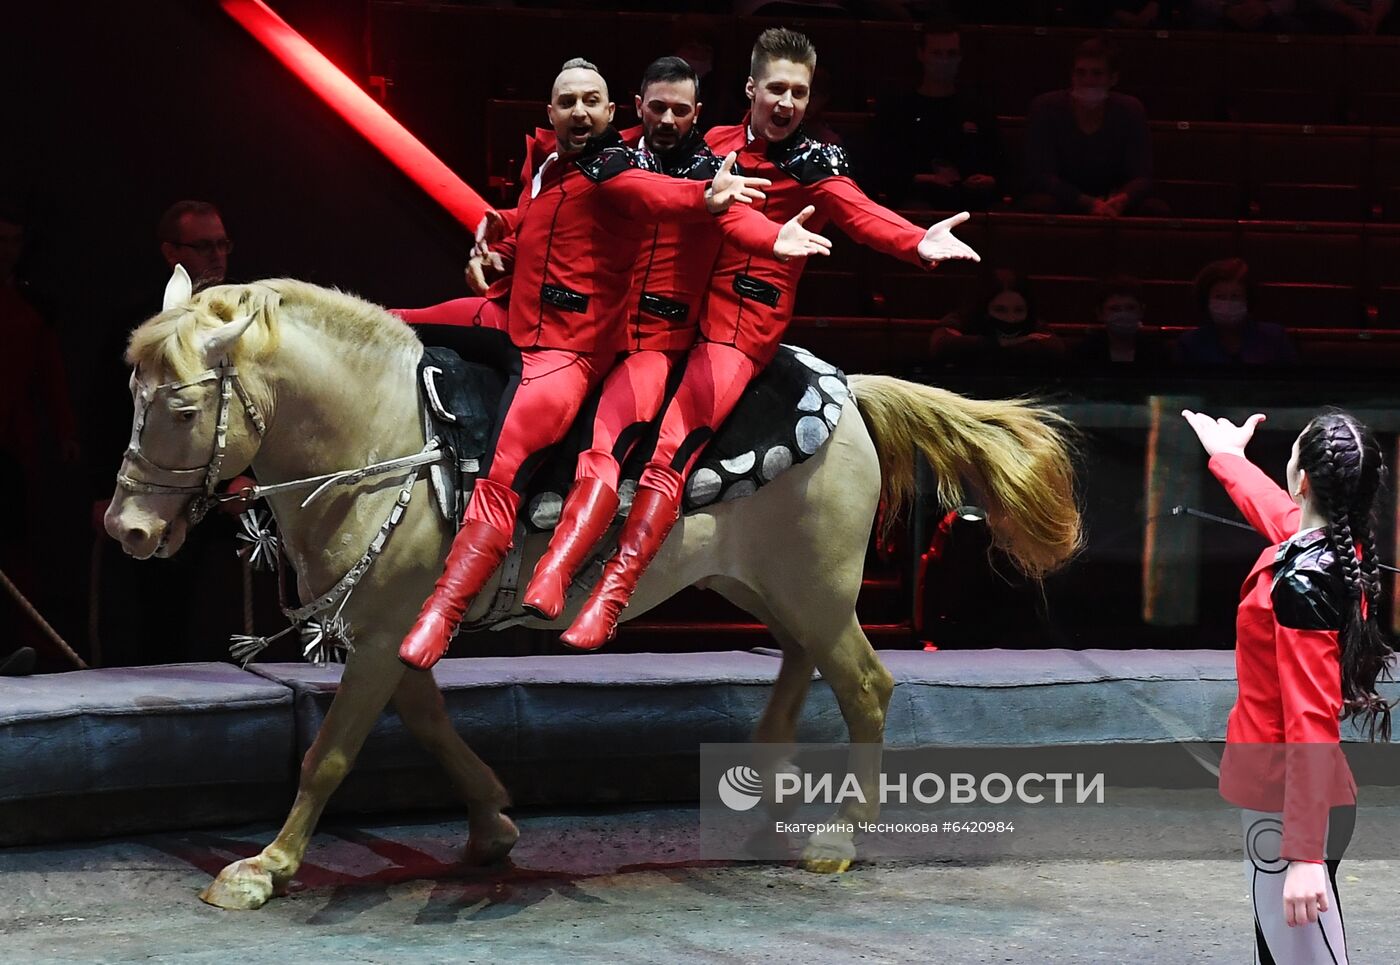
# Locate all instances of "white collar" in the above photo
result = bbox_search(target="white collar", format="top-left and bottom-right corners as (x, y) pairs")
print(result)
(531, 152), (559, 198)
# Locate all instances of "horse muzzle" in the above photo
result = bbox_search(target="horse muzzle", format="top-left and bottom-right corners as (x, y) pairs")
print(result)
(105, 499), (188, 560)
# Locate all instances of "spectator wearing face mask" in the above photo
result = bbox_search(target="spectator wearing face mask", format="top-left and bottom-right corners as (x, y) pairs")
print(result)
(1177, 258), (1297, 368)
(929, 267), (1065, 365)
(1021, 38), (1169, 218)
(873, 19), (1002, 211)
(1074, 275), (1169, 368)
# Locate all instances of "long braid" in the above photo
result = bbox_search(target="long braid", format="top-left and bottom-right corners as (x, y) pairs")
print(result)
(1318, 432), (1363, 603)
(1298, 413), (1394, 740)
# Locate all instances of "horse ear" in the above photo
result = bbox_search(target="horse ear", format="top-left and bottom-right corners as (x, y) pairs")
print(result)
(163, 264), (193, 311)
(199, 314), (257, 367)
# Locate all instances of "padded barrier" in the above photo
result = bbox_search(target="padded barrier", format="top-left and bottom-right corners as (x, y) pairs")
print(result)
(0, 664), (295, 845)
(2, 650), (1394, 844)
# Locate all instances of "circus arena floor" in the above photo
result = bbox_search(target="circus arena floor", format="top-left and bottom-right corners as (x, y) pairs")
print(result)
(6, 797), (1400, 964)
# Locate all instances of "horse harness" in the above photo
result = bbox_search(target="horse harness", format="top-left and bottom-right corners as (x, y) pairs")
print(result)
(117, 360), (451, 664)
(117, 363), (266, 529)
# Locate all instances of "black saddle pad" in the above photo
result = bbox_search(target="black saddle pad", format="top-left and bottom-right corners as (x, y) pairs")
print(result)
(411, 328), (848, 533)
(520, 344), (849, 531)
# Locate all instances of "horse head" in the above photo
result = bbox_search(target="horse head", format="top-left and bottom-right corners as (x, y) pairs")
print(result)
(105, 265), (271, 559)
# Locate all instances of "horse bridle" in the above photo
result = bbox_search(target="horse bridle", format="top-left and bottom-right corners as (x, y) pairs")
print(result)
(116, 362), (266, 528)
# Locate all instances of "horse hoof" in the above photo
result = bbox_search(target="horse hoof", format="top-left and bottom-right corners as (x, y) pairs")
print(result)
(466, 813), (520, 866)
(199, 857), (276, 910)
(800, 854), (853, 874)
(799, 830), (856, 875)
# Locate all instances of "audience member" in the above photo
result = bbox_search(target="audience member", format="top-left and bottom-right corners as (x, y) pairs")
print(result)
(1074, 275), (1170, 368)
(157, 200), (232, 291)
(929, 268), (1066, 365)
(1021, 38), (1168, 218)
(91, 199), (250, 666)
(874, 20), (1001, 211)
(1188, 0), (1302, 30)
(1176, 257), (1297, 367)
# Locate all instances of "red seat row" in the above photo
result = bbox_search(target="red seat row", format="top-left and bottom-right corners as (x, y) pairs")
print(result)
(804, 214), (1400, 329)
(785, 317), (1400, 373)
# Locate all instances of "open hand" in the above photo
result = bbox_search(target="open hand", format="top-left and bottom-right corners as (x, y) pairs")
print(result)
(707, 152), (771, 213)
(1181, 409), (1265, 458)
(772, 205), (833, 261)
(917, 211), (981, 266)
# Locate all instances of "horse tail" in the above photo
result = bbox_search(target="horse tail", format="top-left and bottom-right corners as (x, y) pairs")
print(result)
(848, 374), (1082, 578)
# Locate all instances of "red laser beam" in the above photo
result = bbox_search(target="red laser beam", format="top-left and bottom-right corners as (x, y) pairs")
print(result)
(219, 0), (487, 231)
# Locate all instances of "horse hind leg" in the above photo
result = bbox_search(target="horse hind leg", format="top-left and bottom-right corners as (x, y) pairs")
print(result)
(390, 667), (519, 865)
(200, 643), (407, 910)
(712, 578), (816, 812)
(778, 610), (894, 875)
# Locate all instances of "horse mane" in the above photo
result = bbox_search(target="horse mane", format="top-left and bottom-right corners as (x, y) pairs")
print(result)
(126, 278), (420, 381)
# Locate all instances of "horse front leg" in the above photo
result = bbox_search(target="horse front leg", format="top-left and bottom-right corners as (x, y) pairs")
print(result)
(391, 667), (519, 865)
(200, 642), (406, 910)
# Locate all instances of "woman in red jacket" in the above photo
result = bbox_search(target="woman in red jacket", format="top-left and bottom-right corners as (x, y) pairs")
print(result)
(1184, 407), (1392, 965)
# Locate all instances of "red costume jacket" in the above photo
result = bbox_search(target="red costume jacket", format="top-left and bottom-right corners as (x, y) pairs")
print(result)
(620, 126), (737, 353)
(488, 128), (780, 357)
(700, 118), (932, 365)
(1210, 452), (1357, 861)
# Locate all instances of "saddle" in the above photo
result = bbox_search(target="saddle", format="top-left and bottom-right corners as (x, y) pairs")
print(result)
(413, 327), (849, 532)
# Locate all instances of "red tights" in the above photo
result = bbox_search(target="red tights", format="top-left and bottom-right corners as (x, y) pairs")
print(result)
(638, 341), (758, 502)
(575, 348), (684, 489)
(392, 297), (610, 539)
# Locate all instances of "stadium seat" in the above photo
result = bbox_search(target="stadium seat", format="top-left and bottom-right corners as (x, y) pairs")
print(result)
(1364, 225), (1400, 326)
(1246, 127), (1370, 221)
(1150, 123), (1245, 219)
(795, 271), (868, 318)
(1374, 136), (1400, 222)
(1241, 222), (1364, 286)
(986, 214), (1113, 278)
(1113, 218), (1240, 281)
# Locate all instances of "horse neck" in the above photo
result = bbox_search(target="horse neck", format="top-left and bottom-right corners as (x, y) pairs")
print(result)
(251, 309), (425, 591)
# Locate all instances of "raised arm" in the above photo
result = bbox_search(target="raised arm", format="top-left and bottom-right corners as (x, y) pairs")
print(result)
(1185, 410), (1300, 543)
(597, 152), (769, 224)
(811, 175), (927, 266)
(811, 177), (980, 271)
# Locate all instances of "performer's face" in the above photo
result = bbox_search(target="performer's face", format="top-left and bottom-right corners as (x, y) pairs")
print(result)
(636, 78), (701, 153)
(548, 68), (615, 155)
(746, 58), (812, 143)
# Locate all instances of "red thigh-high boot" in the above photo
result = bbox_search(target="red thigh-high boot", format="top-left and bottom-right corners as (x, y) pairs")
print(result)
(560, 470), (683, 652)
(399, 479), (518, 670)
(521, 477), (620, 620)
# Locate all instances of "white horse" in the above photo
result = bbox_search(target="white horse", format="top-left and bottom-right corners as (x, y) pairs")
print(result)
(105, 274), (1081, 910)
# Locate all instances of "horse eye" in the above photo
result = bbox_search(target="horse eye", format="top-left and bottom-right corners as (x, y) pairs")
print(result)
(177, 409), (198, 422)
